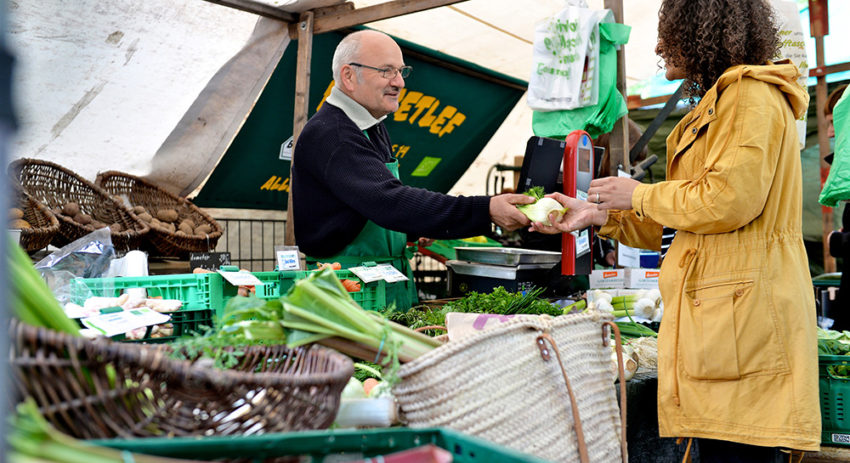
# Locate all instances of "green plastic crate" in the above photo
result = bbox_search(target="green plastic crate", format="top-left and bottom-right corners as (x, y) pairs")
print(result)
(69, 273), (226, 342)
(820, 354), (850, 446)
(280, 269), (387, 311)
(91, 427), (551, 462)
(221, 270), (283, 302)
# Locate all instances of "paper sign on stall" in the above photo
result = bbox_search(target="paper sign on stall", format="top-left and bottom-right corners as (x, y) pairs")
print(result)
(81, 307), (170, 337)
(349, 264), (409, 283)
(218, 270), (265, 287)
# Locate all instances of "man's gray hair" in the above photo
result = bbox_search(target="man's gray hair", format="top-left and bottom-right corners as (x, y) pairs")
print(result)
(332, 32), (364, 82)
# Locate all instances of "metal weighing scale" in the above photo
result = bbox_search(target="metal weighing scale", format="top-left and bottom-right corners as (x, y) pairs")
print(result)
(445, 131), (596, 296)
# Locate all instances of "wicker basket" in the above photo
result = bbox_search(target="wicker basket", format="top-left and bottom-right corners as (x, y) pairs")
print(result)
(11, 188), (60, 253)
(393, 313), (628, 463)
(9, 319), (353, 439)
(8, 159), (149, 251)
(95, 170), (223, 258)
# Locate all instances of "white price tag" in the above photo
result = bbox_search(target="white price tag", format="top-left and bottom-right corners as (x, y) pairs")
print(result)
(377, 264), (408, 283)
(349, 266), (385, 283)
(218, 270), (265, 287)
(617, 244), (641, 268)
(576, 229), (590, 257)
(349, 264), (408, 283)
(81, 307), (170, 337)
(276, 249), (301, 270)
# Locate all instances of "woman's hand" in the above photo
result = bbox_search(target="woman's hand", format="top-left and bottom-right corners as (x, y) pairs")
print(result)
(529, 192), (607, 234)
(587, 177), (640, 210)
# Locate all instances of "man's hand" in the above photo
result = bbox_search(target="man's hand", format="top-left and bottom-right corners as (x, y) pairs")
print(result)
(529, 192), (607, 234)
(489, 193), (534, 231)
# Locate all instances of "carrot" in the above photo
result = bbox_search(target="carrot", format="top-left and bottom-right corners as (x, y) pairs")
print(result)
(317, 262), (343, 271)
(341, 279), (361, 292)
(363, 378), (380, 396)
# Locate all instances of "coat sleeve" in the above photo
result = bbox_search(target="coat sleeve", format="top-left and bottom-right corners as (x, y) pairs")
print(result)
(631, 81), (784, 234)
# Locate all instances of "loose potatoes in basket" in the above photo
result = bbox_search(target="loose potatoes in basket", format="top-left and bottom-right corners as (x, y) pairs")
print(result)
(156, 209), (179, 223)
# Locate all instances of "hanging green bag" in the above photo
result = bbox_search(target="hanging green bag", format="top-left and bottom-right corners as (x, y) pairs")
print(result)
(819, 90), (850, 207)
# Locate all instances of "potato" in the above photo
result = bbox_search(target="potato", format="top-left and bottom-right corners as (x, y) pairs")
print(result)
(90, 220), (106, 230)
(137, 212), (153, 222)
(10, 218), (31, 229)
(175, 230), (187, 237)
(156, 208), (179, 223)
(9, 207), (24, 220)
(179, 218), (195, 230)
(132, 205), (147, 215)
(178, 223), (194, 235)
(109, 222), (123, 233)
(194, 224), (212, 235)
(63, 202), (81, 217)
(73, 213), (92, 225)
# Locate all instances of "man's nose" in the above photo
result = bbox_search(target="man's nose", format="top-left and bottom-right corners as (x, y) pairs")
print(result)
(390, 73), (405, 88)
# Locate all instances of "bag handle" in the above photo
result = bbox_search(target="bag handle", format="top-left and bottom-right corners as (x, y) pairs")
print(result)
(602, 321), (629, 463)
(536, 333), (590, 463)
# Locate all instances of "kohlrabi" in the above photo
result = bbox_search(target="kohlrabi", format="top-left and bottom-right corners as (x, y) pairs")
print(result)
(516, 186), (567, 226)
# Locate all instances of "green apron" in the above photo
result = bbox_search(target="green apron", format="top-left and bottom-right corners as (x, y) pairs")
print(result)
(307, 159), (418, 311)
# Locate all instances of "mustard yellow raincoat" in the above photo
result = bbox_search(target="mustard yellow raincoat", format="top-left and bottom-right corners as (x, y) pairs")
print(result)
(600, 62), (820, 450)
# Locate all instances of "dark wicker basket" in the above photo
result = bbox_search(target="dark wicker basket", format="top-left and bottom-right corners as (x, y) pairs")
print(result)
(9, 319), (353, 439)
(12, 189), (60, 253)
(8, 159), (149, 251)
(96, 170), (223, 258)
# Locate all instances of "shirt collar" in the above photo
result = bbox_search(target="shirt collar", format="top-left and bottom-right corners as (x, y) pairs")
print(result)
(326, 85), (387, 130)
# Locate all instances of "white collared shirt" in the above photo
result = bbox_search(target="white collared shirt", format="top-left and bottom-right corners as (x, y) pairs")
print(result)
(325, 85), (387, 131)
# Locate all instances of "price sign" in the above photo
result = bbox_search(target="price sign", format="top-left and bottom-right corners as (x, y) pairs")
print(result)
(189, 252), (231, 271)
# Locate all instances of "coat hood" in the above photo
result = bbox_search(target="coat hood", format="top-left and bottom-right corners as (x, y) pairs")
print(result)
(714, 61), (809, 119)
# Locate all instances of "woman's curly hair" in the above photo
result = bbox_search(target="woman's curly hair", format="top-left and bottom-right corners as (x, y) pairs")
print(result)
(657, 0), (780, 99)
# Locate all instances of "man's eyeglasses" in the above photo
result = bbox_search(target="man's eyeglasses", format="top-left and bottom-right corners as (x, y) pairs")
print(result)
(349, 62), (412, 79)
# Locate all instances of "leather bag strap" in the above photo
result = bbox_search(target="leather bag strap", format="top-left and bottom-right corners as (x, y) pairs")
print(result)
(603, 321), (629, 463)
(536, 333), (590, 463)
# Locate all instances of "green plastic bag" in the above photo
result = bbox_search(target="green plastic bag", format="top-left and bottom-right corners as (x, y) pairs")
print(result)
(819, 90), (850, 207)
(532, 21), (631, 139)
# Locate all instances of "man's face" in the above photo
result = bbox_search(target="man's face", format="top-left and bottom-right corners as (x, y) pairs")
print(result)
(342, 33), (406, 118)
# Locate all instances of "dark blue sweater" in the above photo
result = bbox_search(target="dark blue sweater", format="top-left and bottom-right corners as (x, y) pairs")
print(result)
(292, 103), (492, 257)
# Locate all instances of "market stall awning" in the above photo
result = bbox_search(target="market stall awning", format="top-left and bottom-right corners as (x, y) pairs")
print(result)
(191, 30), (527, 210)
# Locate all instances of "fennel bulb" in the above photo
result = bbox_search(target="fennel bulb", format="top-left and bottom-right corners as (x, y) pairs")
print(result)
(516, 186), (567, 226)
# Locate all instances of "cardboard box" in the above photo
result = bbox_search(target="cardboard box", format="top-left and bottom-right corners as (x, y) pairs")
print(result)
(625, 268), (660, 289)
(590, 269), (625, 289)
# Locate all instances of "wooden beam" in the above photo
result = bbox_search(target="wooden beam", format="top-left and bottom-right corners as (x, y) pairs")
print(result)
(289, 0), (469, 39)
(285, 11), (315, 247)
(203, 0), (296, 22)
(814, 35), (835, 273)
(604, 0), (628, 177)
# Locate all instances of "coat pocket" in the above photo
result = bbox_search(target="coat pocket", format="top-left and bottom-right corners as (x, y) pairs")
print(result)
(680, 277), (763, 380)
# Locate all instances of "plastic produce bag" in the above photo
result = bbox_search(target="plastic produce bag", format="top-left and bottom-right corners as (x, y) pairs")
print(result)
(819, 89), (850, 206)
(527, 1), (609, 111)
(532, 20), (630, 139)
(34, 227), (116, 305)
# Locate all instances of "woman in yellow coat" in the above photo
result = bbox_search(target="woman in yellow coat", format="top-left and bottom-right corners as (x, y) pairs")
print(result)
(532, 0), (820, 460)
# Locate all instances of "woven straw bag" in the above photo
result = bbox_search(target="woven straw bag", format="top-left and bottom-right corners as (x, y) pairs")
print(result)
(394, 312), (628, 463)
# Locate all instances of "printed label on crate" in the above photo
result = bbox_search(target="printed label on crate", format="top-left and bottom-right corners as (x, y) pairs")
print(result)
(218, 270), (265, 287)
(276, 248), (301, 271)
(832, 433), (850, 444)
(81, 307), (171, 337)
(349, 264), (408, 283)
(189, 252), (231, 271)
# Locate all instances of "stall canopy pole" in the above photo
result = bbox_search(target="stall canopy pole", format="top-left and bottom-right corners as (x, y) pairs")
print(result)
(809, 0), (835, 273)
(603, 0), (628, 177)
(285, 10), (315, 246)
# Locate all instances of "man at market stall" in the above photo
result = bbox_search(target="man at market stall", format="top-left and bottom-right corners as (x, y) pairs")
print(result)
(530, 0), (820, 460)
(291, 30), (533, 311)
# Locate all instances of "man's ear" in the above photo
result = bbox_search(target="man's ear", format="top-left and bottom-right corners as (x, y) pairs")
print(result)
(338, 65), (356, 92)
